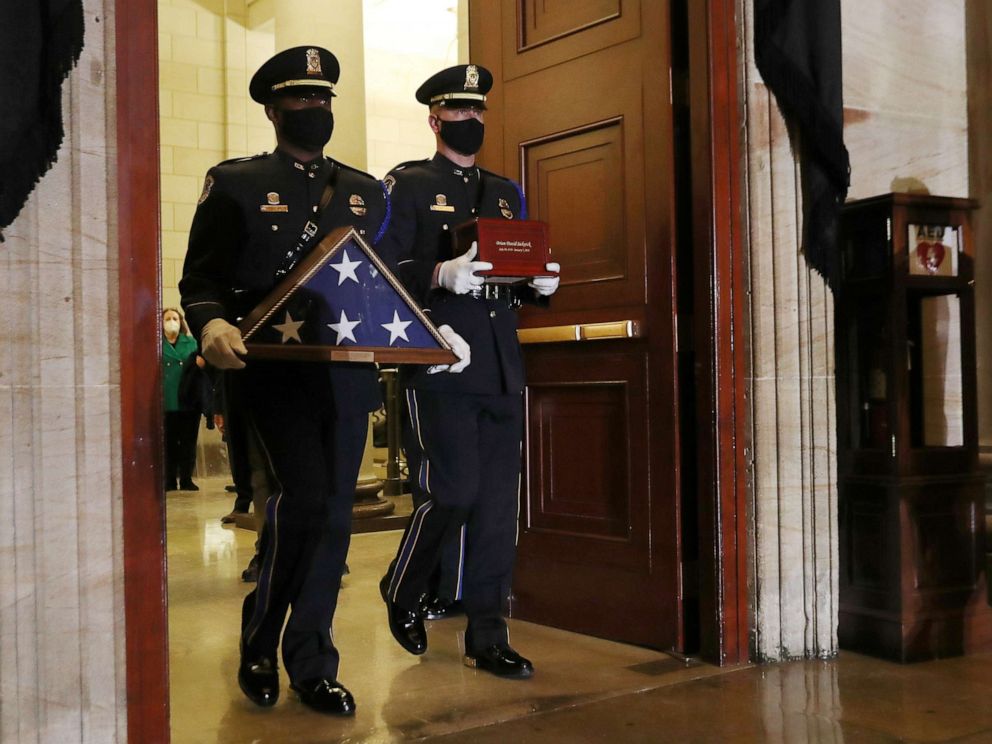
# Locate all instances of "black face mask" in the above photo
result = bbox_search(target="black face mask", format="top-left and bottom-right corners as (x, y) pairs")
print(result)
(278, 107), (334, 151)
(438, 118), (485, 156)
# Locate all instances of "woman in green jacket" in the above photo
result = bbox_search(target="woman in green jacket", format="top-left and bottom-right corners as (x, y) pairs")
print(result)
(163, 308), (202, 491)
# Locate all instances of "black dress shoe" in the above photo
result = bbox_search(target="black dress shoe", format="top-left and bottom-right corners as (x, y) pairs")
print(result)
(179, 480), (199, 491)
(422, 596), (463, 621)
(238, 653), (279, 706)
(291, 678), (356, 716)
(225, 484), (238, 492)
(463, 645), (534, 679)
(379, 574), (427, 655)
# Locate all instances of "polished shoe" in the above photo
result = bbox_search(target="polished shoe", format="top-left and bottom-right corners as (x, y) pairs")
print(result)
(422, 596), (463, 621)
(291, 678), (356, 716)
(164, 480), (178, 492)
(237, 653), (279, 706)
(463, 645), (534, 679)
(379, 574), (427, 655)
(225, 484), (238, 492)
(179, 480), (199, 491)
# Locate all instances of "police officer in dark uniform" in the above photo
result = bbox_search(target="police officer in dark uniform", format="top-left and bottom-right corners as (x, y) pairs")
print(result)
(377, 64), (560, 679)
(180, 46), (389, 715)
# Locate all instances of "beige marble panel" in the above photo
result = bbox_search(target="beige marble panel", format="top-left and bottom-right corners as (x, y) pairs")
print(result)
(0, 0), (125, 740)
(842, 0), (967, 121)
(746, 84), (785, 382)
(743, 0), (840, 663)
(846, 111), (968, 199)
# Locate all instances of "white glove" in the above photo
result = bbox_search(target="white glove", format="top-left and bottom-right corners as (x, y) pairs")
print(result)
(529, 262), (561, 296)
(200, 318), (247, 370)
(437, 243), (493, 295)
(428, 324), (471, 375)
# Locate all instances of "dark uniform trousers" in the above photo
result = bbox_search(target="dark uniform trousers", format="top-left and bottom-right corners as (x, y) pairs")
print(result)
(390, 388), (522, 648)
(180, 149), (388, 684)
(378, 153), (532, 653)
(401, 405), (465, 604)
(237, 362), (368, 682)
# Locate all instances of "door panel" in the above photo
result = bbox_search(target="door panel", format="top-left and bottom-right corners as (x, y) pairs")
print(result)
(523, 118), (627, 289)
(501, 0), (642, 78)
(472, 0), (681, 651)
(508, 38), (659, 316)
(523, 347), (650, 570)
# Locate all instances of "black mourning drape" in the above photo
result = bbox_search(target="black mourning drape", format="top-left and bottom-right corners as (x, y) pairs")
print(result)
(754, 0), (850, 287)
(0, 0), (85, 234)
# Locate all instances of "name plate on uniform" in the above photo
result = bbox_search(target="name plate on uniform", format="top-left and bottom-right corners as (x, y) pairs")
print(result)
(452, 218), (552, 285)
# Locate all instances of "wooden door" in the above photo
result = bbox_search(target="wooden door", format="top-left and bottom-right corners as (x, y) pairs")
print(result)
(471, 1), (682, 651)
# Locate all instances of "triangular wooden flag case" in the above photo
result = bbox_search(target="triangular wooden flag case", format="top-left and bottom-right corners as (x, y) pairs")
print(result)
(238, 227), (456, 365)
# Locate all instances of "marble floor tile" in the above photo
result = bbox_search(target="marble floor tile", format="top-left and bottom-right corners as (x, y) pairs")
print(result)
(167, 479), (992, 743)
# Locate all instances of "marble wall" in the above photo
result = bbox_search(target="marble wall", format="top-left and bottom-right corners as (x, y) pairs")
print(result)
(0, 0), (127, 740)
(743, 0), (969, 661)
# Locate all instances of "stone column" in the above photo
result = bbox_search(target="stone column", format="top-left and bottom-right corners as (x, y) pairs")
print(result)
(742, 0), (838, 661)
(272, 0), (368, 169)
(0, 0), (126, 739)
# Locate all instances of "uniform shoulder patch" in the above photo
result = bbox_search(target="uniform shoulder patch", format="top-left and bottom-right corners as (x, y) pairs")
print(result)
(197, 174), (215, 205)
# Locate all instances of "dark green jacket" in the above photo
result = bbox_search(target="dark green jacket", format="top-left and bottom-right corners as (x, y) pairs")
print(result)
(163, 333), (197, 411)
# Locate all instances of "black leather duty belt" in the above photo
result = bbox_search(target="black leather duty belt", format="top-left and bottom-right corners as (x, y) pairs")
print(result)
(468, 284), (522, 308)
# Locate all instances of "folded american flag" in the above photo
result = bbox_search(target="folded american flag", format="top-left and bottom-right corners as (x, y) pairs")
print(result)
(239, 227), (454, 364)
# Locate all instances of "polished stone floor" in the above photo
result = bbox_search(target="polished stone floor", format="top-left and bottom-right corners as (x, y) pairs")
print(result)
(167, 479), (992, 743)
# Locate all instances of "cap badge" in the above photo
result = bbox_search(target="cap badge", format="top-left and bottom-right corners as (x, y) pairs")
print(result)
(349, 194), (367, 216)
(306, 48), (322, 75)
(465, 65), (480, 91)
(430, 193), (455, 212)
(267, 192), (280, 204)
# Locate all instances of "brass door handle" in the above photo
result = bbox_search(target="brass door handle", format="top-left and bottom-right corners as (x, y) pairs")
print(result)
(517, 320), (640, 344)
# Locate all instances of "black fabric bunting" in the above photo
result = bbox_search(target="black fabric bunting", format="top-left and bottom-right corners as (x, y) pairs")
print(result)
(0, 0), (85, 236)
(754, 0), (850, 287)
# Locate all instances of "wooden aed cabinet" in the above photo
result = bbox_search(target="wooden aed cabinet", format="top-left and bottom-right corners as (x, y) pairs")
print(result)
(837, 193), (992, 661)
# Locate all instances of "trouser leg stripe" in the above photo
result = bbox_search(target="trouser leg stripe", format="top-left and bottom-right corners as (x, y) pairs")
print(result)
(455, 524), (466, 600)
(389, 500), (433, 602)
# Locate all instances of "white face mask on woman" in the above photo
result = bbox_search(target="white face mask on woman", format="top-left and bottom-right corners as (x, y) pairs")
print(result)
(164, 319), (181, 336)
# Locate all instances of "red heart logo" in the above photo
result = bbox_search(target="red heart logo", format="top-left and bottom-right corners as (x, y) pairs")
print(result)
(917, 241), (946, 273)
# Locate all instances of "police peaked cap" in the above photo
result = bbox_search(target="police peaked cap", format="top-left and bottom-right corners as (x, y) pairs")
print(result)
(249, 46), (340, 103)
(415, 64), (492, 109)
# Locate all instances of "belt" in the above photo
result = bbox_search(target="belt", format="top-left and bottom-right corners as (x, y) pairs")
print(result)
(468, 284), (521, 308)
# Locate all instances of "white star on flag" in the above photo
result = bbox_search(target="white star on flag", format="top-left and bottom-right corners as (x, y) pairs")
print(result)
(327, 310), (361, 344)
(272, 310), (304, 343)
(330, 249), (362, 285)
(381, 310), (412, 345)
